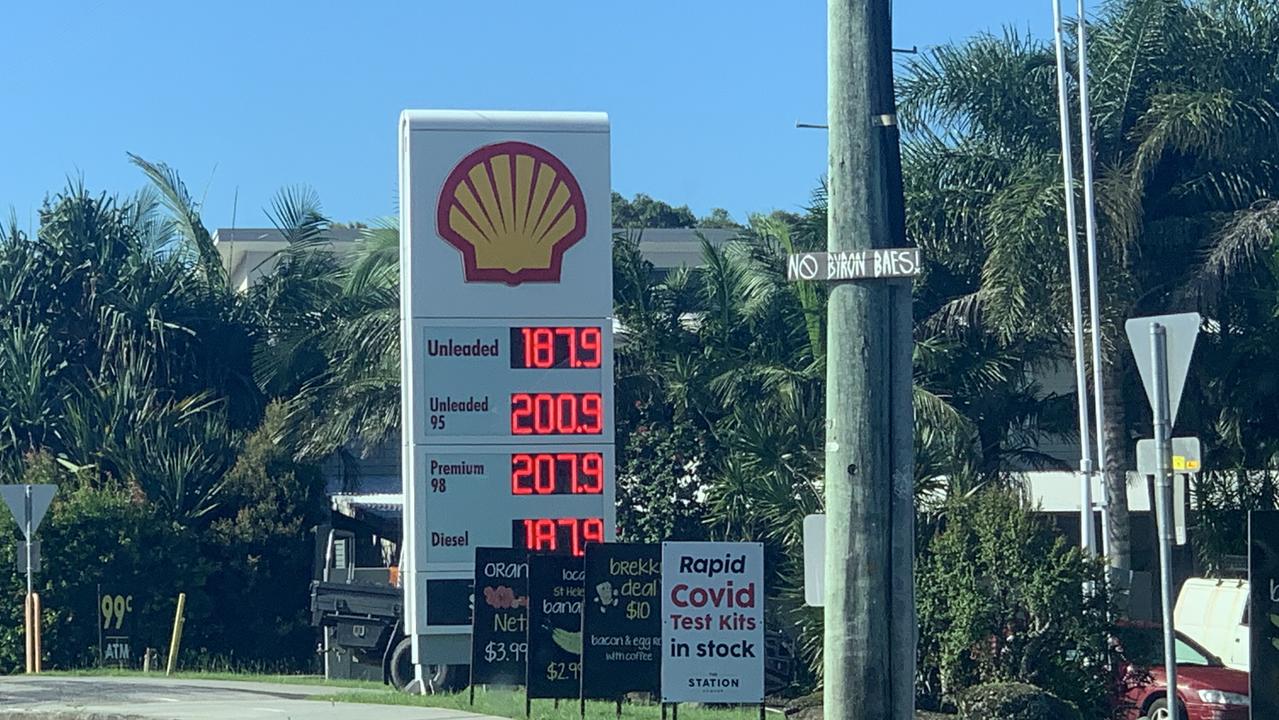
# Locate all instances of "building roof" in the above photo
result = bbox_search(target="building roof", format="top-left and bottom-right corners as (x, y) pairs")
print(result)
(212, 226), (738, 291)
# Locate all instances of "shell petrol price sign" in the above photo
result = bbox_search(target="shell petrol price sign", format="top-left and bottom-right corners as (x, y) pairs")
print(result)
(399, 111), (615, 677)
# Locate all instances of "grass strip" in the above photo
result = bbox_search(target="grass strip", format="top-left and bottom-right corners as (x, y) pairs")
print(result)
(314, 687), (770, 720)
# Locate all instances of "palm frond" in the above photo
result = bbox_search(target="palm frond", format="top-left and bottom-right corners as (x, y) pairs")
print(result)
(128, 153), (226, 289)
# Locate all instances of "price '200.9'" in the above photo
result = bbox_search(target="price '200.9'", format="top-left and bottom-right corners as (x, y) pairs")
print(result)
(511, 393), (603, 435)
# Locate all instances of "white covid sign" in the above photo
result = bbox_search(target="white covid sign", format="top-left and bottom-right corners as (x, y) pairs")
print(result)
(660, 542), (764, 703)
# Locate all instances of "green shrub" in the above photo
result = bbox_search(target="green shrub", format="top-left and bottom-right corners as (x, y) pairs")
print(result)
(917, 488), (1115, 715)
(0, 406), (325, 673)
(958, 682), (1081, 720)
(0, 456), (205, 671)
(191, 402), (326, 668)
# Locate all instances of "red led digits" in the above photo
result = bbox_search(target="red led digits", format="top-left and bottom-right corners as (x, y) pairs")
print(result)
(533, 394), (554, 434)
(505, 325), (608, 556)
(582, 518), (604, 549)
(534, 454), (556, 493)
(511, 453), (533, 494)
(512, 517), (605, 557)
(510, 327), (603, 369)
(511, 393), (532, 433)
(510, 453), (605, 495)
(555, 327), (577, 367)
(523, 327), (554, 368)
(580, 394), (603, 433)
(580, 328), (601, 367)
(510, 393), (603, 435)
(579, 453), (603, 493)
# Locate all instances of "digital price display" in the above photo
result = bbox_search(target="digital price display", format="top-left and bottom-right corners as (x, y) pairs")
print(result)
(513, 517), (606, 557)
(421, 445), (614, 565)
(511, 393), (604, 435)
(512, 452), (605, 495)
(418, 324), (612, 443)
(510, 326), (603, 369)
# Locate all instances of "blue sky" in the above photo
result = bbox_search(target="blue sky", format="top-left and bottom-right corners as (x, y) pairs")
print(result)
(0, 1), (1053, 232)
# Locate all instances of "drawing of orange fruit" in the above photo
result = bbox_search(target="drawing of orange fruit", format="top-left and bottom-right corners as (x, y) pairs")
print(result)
(437, 141), (587, 285)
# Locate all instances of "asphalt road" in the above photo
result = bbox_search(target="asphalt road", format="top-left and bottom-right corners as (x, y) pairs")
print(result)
(0, 676), (499, 720)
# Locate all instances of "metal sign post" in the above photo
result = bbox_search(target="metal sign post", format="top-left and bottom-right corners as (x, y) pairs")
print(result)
(0, 483), (56, 674)
(1148, 323), (1179, 720)
(1127, 312), (1200, 720)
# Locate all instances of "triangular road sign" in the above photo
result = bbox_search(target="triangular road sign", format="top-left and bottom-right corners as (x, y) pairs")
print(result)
(1126, 313), (1201, 428)
(0, 484), (57, 540)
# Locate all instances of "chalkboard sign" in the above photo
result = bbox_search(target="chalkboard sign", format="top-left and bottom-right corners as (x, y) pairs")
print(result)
(470, 548), (529, 687)
(581, 543), (661, 699)
(526, 553), (585, 699)
(1251, 510), (1279, 717)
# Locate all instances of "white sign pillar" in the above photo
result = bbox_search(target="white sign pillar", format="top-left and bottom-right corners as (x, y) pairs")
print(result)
(399, 111), (615, 688)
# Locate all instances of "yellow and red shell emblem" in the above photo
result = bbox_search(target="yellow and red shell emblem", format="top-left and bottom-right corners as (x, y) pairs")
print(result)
(437, 141), (587, 285)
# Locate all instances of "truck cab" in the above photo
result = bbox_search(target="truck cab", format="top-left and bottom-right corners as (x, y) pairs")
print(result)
(309, 495), (460, 691)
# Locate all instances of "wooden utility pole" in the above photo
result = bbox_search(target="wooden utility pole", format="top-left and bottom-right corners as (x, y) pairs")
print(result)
(824, 1), (914, 719)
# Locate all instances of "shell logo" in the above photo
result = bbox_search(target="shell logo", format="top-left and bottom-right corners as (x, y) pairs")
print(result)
(437, 141), (587, 285)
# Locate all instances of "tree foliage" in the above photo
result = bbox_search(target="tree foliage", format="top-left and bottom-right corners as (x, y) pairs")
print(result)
(917, 489), (1112, 716)
(0, 169), (329, 670)
(898, 0), (1279, 568)
(611, 192), (697, 229)
(0, 183), (260, 521)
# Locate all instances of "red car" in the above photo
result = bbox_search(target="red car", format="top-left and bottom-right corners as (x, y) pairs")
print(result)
(1114, 624), (1249, 720)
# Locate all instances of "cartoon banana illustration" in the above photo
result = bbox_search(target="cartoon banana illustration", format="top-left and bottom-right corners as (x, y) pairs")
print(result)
(552, 627), (582, 656)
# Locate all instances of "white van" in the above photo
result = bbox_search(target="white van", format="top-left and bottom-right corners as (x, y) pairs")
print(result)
(1173, 577), (1249, 671)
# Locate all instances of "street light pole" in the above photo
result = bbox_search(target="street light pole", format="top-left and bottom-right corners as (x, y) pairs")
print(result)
(1075, 0), (1115, 564)
(1052, 0), (1098, 557)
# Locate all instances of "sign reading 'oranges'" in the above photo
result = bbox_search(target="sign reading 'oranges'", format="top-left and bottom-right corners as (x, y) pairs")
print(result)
(437, 141), (588, 286)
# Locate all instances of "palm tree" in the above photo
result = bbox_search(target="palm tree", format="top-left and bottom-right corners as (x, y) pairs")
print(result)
(897, 0), (1279, 570)
(0, 178), (260, 523)
(612, 198), (1054, 676)
(249, 215), (402, 483)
